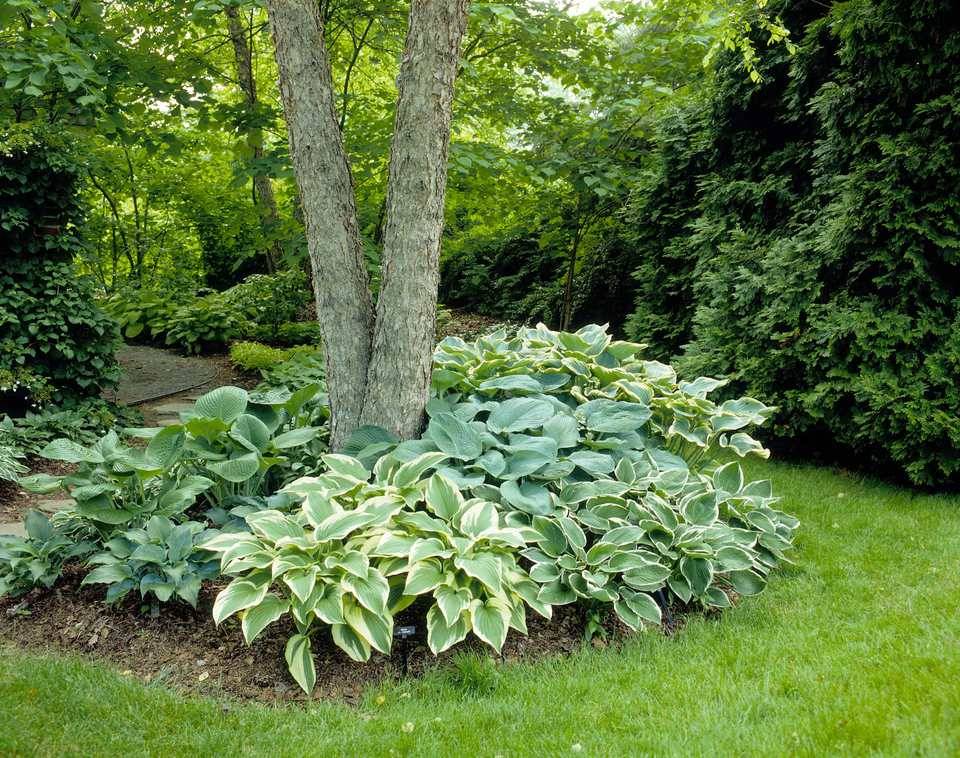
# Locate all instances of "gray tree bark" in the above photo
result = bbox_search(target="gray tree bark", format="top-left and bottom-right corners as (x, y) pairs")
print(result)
(226, 5), (283, 273)
(360, 0), (471, 439)
(264, 0), (375, 450)
(265, 0), (470, 447)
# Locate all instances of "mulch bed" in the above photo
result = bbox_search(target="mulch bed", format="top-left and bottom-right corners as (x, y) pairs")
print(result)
(0, 568), (654, 704)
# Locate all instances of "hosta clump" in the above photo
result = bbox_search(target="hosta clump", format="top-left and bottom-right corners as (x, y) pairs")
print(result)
(20, 385), (325, 533)
(0, 511), (96, 598)
(360, 324), (798, 629)
(81, 516), (219, 607)
(202, 452), (547, 694)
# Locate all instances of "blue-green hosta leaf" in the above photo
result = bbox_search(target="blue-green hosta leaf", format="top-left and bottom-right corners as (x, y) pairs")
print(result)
(212, 578), (270, 624)
(314, 509), (381, 541)
(146, 426), (185, 468)
(471, 597), (511, 652)
(499, 480), (552, 515)
(567, 450), (616, 475)
(81, 561), (133, 586)
(426, 412), (483, 460)
(426, 603), (470, 654)
(284, 634), (317, 694)
(721, 432), (770, 458)
(240, 594), (289, 644)
(577, 399), (652, 433)
(477, 374), (543, 394)
(716, 546), (754, 571)
(475, 449), (507, 477)
(40, 438), (104, 464)
(486, 397), (555, 434)
(206, 453), (260, 483)
(436, 466), (486, 490)
(678, 376), (728, 398)
(704, 587), (732, 607)
(231, 414), (272, 452)
(194, 386), (249, 423)
(331, 622), (371, 662)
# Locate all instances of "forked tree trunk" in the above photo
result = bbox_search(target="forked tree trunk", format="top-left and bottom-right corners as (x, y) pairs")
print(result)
(226, 5), (282, 273)
(360, 0), (471, 438)
(266, 0), (470, 447)
(264, 0), (375, 450)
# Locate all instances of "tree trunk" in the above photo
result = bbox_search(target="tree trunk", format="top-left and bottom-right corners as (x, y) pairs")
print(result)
(226, 5), (282, 273)
(265, 0), (375, 450)
(360, 0), (471, 440)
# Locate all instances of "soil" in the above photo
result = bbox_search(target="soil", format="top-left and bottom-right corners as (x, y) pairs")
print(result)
(0, 569), (663, 704)
(439, 308), (516, 342)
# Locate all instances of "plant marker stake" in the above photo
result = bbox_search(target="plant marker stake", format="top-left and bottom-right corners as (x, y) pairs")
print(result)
(393, 625), (416, 677)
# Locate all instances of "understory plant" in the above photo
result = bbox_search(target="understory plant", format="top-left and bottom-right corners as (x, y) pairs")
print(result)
(202, 324), (797, 693)
(0, 511), (95, 597)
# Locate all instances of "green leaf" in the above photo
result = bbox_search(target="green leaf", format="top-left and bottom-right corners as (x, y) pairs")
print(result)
(713, 462), (744, 495)
(404, 560), (446, 596)
(727, 569), (766, 596)
(426, 412), (483, 460)
(146, 426), (185, 468)
(454, 554), (502, 593)
(458, 500), (498, 537)
(212, 579), (269, 624)
(284, 634), (317, 694)
(343, 599), (393, 654)
(680, 557), (713, 596)
(499, 480), (552, 515)
(331, 622), (371, 662)
(471, 597), (511, 652)
(434, 584), (471, 625)
(681, 491), (719, 526)
(194, 386), (249, 423)
(622, 590), (663, 625)
(426, 603), (469, 654)
(425, 474), (463, 519)
(321, 454), (369, 480)
(392, 452), (448, 487)
(40, 438), (103, 464)
(206, 453), (260, 483)
(486, 398), (554, 434)
(272, 427), (320, 449)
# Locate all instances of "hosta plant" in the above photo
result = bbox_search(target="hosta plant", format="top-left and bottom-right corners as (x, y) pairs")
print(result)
(81, 516), (219, 607)
(202, 452), (546, 694)
(0, 511), (96, 598)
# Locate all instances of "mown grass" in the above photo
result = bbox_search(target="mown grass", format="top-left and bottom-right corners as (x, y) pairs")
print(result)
(2, 459), (958, 757)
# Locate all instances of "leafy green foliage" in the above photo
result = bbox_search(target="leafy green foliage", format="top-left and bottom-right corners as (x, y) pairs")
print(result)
(166, 295), (251, 355)
(21, 385), (325, 534)
(1, 398), (140, 457)
(0, 511), (95, 598)
(623, 0), (960, 486)
(101, 289), (187, 342)
(0, 126), (121, 404)
(206, 324), (795, 693)
(81, 516), (219, 607)
(230, 342), (321, 375)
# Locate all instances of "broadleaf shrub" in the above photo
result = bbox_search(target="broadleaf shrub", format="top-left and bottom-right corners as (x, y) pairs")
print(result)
(0, 126), (120, 405)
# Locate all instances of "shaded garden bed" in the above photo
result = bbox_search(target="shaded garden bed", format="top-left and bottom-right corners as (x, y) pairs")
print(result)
(0, 567), (679, 704)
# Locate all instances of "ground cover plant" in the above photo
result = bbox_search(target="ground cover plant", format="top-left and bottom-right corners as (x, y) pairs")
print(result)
(1, 325), (796, 696)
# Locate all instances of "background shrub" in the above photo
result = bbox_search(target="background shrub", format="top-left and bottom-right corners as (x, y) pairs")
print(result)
(0, 126), (120, 406)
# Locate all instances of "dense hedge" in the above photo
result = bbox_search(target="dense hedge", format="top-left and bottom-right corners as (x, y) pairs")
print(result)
(0, 126), (120, 410)
(622, 0), (960, 486)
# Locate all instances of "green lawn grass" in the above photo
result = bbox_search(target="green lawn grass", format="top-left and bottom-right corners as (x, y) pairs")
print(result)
(2, 459), (958, 757)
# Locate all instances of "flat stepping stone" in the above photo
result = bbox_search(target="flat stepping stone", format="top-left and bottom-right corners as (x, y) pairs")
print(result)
(0, 522), (26, 538)
(157, 417), (183, 427)
(151, 401), (195, 415)
(38, 498), (74, 513)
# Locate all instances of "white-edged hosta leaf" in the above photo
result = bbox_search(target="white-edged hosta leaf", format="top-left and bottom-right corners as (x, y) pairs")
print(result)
(284, 633), (316, 694)
(426, 603), (469, 654)
(212, 578), (269, 625)
(241, 594), (289, 644)
(470, 597), (511, 652)
(331, 622), (371, 662)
